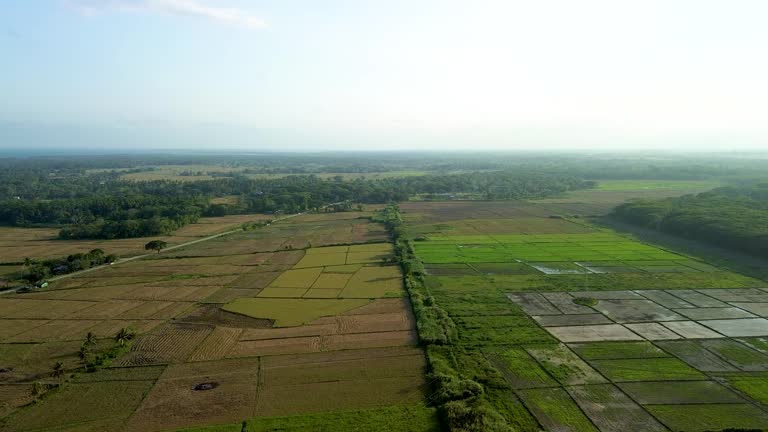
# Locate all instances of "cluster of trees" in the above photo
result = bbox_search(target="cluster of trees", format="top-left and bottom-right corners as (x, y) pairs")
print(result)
(23, 249), (116, 284)
(611, 184), (768, 258)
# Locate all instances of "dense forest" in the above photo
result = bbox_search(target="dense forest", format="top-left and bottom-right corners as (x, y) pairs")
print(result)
(611, 184), (768, 258)
(0, 156), (593, 239)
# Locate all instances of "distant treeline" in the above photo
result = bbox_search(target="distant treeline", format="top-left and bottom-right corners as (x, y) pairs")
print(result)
(0, 169), (591, 239)
(611, 184), (768, 258)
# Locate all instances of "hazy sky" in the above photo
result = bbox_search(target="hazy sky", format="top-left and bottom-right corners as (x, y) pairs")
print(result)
(1, 1), (767, 151)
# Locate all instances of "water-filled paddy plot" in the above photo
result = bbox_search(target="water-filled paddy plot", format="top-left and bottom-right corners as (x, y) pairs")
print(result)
(508, 288), (768, 342)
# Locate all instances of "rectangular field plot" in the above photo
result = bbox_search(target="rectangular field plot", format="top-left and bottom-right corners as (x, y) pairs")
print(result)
(254, 377), (426, 417)
(589, 358), (705, 382)
(592, 299), (683, 323)
(518, 387), (598, 432)
(304, 245), (349, 255)
(525, 344), (606, 385)
(293, 253), (347, 268)
(545, 324), (642, 343)
(269, 268), (323, 288)
(223, 298), (370, 327)
(322, 264), (363, 273)
(0, 380), (155, 432)
(482, 346), (558, 389)
(646, 404), (768, 432)
(303, 288), (342, 298)
(5, 319), (101, 342)
(188, 326), (243, 362)
(566, 384), (666, 432)
(257, 287), (310, 298)
(340, 266), (403, 298)
(699, 318), (768, 337)
(569, 341), (670, 360)
(3, 299), (96, 319)
(661, 321), (723, 339)
(656, 340), (739, 372)
(125, 358), (260, 432)
(700, 339), (768, 371)
(115, 323), (212, 366)
(311, 273), (352, 289)
(472, 263), (535, 275)
(242, 405), (439, 432)
(726, 375), (768, 404)
(618, 381), (744, 404)
(414, 233), (693, 266)
(674, 307), (756, 320)
(624, 323), (681, 340)
(261, 351), (425, 386)
(0, 319), (48, 341)
(0, 384), (35, 418)
(533, 314), (613, 326)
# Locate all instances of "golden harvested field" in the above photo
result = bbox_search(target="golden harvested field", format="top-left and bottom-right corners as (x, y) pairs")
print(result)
(294, 253), (348, 268)
(311, 273), (352, 289)
(269, 268), (323, 288)
(223, 298), (370, 327)
(306, 245), (349, 254)
(0, 212), (426, 429)
(303, 288), (343, 298)
(340, 265), (403, 298)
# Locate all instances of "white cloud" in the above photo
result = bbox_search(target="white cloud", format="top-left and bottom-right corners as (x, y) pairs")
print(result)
(65, 0), (266, 29)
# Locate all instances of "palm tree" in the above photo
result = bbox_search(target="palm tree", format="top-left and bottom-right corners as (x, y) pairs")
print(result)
(84, 332), (97, 346)
(51, 361), (65, 380)
(78, 344), (90, 362)
(115, 327), (136, 346)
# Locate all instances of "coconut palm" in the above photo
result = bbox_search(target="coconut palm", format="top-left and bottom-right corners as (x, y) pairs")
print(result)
(84, 331), (97, 346)
(77, 344), (90, 362)
(115, 327), (136, 346)
(51, 361), (65, 380)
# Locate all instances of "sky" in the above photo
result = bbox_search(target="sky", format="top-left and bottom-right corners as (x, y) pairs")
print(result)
(1, 0), (767, 152)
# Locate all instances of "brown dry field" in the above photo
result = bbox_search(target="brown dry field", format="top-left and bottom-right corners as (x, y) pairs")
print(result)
(124, 358), (260, 432)
(401, 184), (713, 225)
(0, 385), (33, 418)
(231, 298), (416, 357)
(0, 213), (426, 428)
(254, 347), (427, 417)
(0, 214), (271, 264)
(188, 326), (244, 362)
(400, 201), (613, 224)
(411, 217), (595, 235)
(115, 323), (213, 366)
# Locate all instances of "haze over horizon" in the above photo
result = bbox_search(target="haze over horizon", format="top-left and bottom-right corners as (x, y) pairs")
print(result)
(2, 0), (767, 152)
